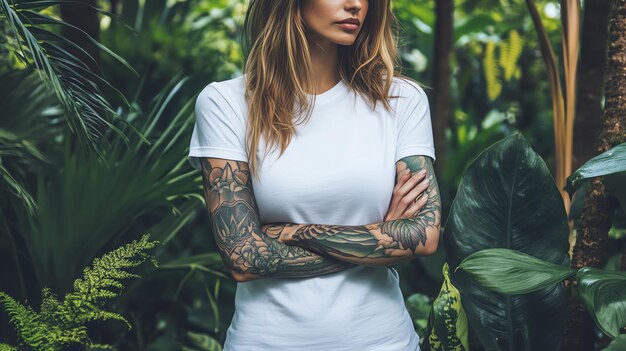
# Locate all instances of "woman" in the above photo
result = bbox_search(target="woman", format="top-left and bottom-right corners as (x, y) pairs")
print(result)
(187, 0), (441, 350)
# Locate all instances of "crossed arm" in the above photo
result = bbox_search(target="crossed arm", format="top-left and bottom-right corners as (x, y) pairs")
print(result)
(200, 155), (441, 283)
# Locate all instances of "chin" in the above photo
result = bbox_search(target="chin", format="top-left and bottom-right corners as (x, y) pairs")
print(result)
(334, 39), (357, 46)
(328, 33), (359, 46)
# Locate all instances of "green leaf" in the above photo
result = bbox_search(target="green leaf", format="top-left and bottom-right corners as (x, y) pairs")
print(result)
(0, 0), (135, 155)
(602, 334), (626, 351)
(186, 331), (222, 351)
(458, 248), (576, 294)
(160, 253), (230, 279)
(604, 171), (626, 212)
(577, 267), (626, 338)
(425, 262), (468, 351)
(566, 142), (626, 195)
(454, 14), (498, 42)
(0, 343), (17, 351)
(160, 253), (224, 269)
(444, 133), (570, 351)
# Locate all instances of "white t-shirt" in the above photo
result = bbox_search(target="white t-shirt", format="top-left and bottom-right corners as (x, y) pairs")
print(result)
(188, 74), (435, 351)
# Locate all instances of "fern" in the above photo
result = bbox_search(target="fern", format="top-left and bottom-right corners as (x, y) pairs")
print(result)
(500, 30), (524, 81)
(483, 30), (525, 101)
(0, 234), (160, 350)
(484, 41), (502, 101)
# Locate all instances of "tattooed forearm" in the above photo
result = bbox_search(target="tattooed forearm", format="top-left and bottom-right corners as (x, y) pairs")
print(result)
(201, 158), (357, 282)
(270, 155), (441, 266)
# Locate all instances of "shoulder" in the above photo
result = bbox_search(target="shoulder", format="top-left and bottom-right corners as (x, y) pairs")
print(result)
(389, 76), (428, 103)
(196, 74), (247, 117)
(388, 76), (429, 119)
(198, 74), (246, 102)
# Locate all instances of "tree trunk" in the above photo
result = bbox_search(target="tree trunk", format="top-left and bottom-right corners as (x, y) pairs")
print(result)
(573, 0), (611, 172)
(432, 0), (453, 176)
(560, 1), (626, 350)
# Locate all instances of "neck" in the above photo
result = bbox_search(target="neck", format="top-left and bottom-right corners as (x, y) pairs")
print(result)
(307, 36), (340, 94)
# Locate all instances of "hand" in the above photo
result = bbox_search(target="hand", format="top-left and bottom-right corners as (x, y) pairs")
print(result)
(384, 168), (430, 221)
(262, 223), (301, 245)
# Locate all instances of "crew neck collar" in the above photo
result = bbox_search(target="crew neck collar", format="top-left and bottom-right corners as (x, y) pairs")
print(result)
(304, 79), (349, 106)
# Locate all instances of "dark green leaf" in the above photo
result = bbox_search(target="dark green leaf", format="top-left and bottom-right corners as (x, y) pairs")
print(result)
(458, 248), (576, 294)
(577, 267), (626, 338)
(444, 133), (570, 351)
(604, 171), (626, 212)
(602, 334), (626, 351)
(566, 142), (626, 195)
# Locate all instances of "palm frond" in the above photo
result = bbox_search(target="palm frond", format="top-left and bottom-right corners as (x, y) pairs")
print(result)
(0, 0), (138, 156)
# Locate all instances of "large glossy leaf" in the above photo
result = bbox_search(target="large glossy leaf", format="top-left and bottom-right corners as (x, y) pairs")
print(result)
(444, 133), (570, 351)
(458, 248), (576, 294)
(566, 142), (626, 195)
(576, 267), (626, 338)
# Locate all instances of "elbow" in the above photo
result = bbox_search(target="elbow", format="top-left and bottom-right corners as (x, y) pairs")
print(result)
(224, 260), (255, 282)
(231, 270), (244, 282)
(420, 227), (441, 256)
(231, 270), (254, 282)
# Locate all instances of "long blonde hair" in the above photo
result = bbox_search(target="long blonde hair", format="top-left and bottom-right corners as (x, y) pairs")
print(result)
(241, 0), (417, 180)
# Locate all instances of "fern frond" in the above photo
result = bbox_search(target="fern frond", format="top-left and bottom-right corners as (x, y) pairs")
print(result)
(500, 40), (510, 77)
(0, 343), (17, 351)
(0, 234), (160, 350)
(501, 30), (524, 81)
(62, 234), (160, 328)
(484, 41), (502, 100)
(0, 292), (49, 350)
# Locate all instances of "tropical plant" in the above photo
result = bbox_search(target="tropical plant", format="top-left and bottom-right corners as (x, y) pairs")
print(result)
(458, 249), (626, 340)
(426, 136), (626, 350)
(435, 133), (570, 351)
(422, 262), (469, 351)
(0, 234), (160, 351)
(0, 0), (137, 157)
(1, 0), (246, 348)
(457, 143), (626, 346)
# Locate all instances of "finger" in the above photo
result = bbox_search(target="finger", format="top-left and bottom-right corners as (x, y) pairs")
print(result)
(401, 176), (430, 206)
(393, 171), (427, 217)
(397, 169), (427, 195)
(389, 170), (412, 209)
(404, 193), (429, 217)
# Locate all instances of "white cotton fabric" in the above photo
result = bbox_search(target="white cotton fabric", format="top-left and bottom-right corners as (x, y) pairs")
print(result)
(188, 73), (435, 351)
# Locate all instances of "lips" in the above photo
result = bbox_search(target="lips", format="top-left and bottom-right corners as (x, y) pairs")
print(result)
(337, 18), (360, 25)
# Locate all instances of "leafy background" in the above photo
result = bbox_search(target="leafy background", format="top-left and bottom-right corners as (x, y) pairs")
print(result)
(0, 0), (623, 350)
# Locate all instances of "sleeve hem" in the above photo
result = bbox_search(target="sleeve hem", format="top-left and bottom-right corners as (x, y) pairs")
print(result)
(188, 147), (248, 171)
(395, 145), (436, 164)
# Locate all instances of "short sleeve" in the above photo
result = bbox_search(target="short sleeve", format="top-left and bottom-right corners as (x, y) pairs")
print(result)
(395, 79), (436, 164)
(187, 83), (248, 171)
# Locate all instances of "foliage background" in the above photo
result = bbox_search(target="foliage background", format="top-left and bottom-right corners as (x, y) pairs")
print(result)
(1, 0), (623, 350)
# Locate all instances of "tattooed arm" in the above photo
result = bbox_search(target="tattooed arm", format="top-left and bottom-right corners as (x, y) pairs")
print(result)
(201, 157), (357, 282)
(268, 155), (441, 267)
